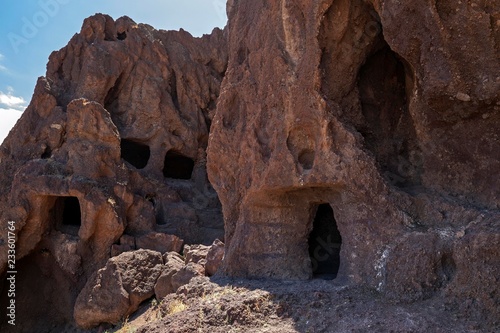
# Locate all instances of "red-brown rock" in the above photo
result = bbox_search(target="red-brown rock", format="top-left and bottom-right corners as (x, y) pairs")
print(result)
(183, 244), (210, 265)
(0, 0), (499, 330)
(111, 234), (137, 257)
(206, 0), (499, 321)
(74, 249), (163, 329)
(0, 13), (226, 332)
(154, 252), (185, 300)
(171, 262), (205, 291)
(136, 232), (184, 254)
(205, 239), (225, 276)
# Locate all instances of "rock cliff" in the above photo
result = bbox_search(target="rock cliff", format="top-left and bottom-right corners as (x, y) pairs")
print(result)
(207, 0), (499, 318)
(0, 0), (499, 331)
(0, 14), (226, 331)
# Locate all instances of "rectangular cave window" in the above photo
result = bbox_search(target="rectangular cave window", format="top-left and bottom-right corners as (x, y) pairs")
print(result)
(308, 203), (342, 280)
(163, 150), (194, 180)
(53, 196), (82, 236)
(121, 139), (151, 169)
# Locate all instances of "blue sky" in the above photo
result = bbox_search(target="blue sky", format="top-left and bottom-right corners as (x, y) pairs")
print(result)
(0, 0), (227, 143)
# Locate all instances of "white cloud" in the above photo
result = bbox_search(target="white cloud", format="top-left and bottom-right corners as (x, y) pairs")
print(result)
(0, 88), (27, 111)
(0, 53), (6, 72)
(0, 107), (23, 145)
(0, 87), (26, 144)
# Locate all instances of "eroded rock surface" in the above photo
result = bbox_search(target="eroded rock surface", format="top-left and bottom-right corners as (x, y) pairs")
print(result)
(74, 249), (163, 329)
(184, 244), (210, 266)
(206, 0), (500, 323)
(0, 0), (499, 331)
(0, 14), (226, 332)
(154, 252), (185, 300)
(205, 239), (225, 276)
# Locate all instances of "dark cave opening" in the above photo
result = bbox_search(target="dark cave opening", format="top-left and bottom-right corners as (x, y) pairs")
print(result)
(163, 151), (195, 180)
(41, 146), (52, 159)
(117, 31), (127, 40)
(0, 250), (77, 332)
(357, 41), (420, 188)
(308, 204), (342, 279)
(53, 196), (82, 236)
(121, 139), (151, 169)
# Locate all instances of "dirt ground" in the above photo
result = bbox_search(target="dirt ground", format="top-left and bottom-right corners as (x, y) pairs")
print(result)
(79, 276), (499, 333)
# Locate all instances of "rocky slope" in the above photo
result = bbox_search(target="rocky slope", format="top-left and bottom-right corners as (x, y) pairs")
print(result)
(1, 0), (499, 331)
(113, 277), (496, 333)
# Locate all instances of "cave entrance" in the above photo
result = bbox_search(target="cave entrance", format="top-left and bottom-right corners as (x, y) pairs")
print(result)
(357, 40), (419, 187)
(121, 139), (150, 169)
(163, 151), (194, 180)
(53, 196), (82, 236)
(308, 204), (342, 279)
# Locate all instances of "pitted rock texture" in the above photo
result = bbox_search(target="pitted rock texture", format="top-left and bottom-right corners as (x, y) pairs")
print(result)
(74, 249), (164, 329)
(0, 0), (498, 331)
(154, 252), (185, 300)
(0, 14), (226, 332)
(74, 247), (224, 329)
(206, 0), (499, 322)
(205, 239), (225, 276)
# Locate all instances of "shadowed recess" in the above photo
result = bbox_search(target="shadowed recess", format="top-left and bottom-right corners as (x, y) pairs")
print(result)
(52, 196), (82, 236)
(308, 204), (342, 279)
(121, 139), (151, 169)
(357, 41), (420, 188)
(117, 31), (127, 40)
(163, 150), (195, 180)
(41, 146), (52, 159)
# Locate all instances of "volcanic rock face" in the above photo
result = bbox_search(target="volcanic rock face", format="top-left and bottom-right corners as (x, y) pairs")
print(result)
(0, 14), (226, 330)
(0, 0), (499, 330)
(207, 0), (499, 318)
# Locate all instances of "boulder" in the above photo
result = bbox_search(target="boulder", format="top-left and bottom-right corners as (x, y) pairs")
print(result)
(171, 262), (205, 291)
(74, 249), (163, 328)
(154, 252), (185, 300)
(205, 239), (225, 276)
(136, 232), (184, 254)
(184, 244), (210, 265)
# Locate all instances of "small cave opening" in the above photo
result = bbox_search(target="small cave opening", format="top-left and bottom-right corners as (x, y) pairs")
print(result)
(286, 129), (317, 172)
(104, 73), (123, 115)
(121, 139), (151, 169)
(308, 204), (342, 279)
(41, 146), (52, 159)
(53, 196), (82, 236)
(163, 151), (195, 180)
(117, 31), (127, 40)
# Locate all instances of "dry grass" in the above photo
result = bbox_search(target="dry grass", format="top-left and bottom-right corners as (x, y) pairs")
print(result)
(202, 285), (239, 301)
(166, 299), (188, 315)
